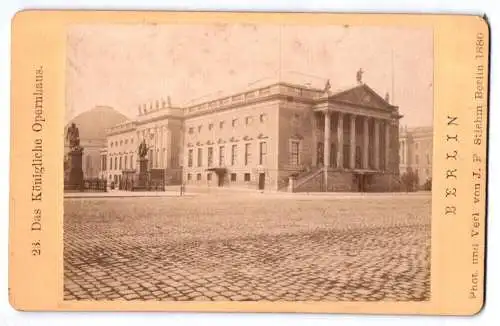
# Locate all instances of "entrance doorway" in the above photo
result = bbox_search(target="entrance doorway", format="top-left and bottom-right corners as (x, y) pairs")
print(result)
(217, 174), (224, 187)
(355, 174), (367, 192)
(258, 173), (265, 190)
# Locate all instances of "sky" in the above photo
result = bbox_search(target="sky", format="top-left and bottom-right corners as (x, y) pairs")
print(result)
(66, 23), (433, 127)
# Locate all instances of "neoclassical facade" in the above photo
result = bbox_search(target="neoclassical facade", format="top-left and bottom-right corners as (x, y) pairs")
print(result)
(101, 78), (402, 192)
(102, 100), (184, 185)
(399, 126), (433, 185)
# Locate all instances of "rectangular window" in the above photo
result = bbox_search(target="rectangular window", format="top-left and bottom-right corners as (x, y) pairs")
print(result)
(231, 173), (237, 182)
(232, 119), (238, 127)
(188, 127), (194, 134)
(197, 148), (203, 167)
(290, 141), (300, 166)
(124, 156), (128, 169)
(231, 144), (238, 166)
(219, 146), (225, 166)
(245, 143), (251, 166)
(187, 173), (192, 181)
(244, 173), (251, 182)
(114, 157), (117, 170)
(208, 123), (214, 131)
(415, 155), (419, 165)
(130, 155), (133, 169)
(197, 173), (202, 181)
(219, 121), (225, 129)
(119, 157), (122, 170)
(207, 173), (212, 181)
(207, 147), (213, 167)
(259, 142), (267, 165)
(109, 158), (113, 170)
(198, 125), (202, 133)
(245, 116), (253, 125)
(188, 149), (193, 167)
(260, 113), (266, 123)
(426, 153), (430, 164)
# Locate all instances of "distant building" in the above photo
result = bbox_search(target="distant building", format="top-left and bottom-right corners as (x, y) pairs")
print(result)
(104, 100), (184, 186)
(399, 126), (433, 185)
(104, 76), (403, 192)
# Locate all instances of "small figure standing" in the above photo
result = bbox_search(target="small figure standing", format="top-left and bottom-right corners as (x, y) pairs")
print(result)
(323, 79), (331, 94)
(138, 139), (148, 159)
(356, 68), (364, 84)
(66, 123), (81, 151)
(384, 92), (390, 103)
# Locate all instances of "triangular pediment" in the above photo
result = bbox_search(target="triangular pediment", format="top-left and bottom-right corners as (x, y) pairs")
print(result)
(329, 84), (392, 110)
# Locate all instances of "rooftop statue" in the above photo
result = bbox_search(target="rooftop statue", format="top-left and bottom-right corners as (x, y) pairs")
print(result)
(323, 79), (331, 94)
(356, 68), (364, 84)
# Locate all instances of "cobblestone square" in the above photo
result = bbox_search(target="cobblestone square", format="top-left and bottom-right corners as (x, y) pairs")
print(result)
(64, 193), (431, 302)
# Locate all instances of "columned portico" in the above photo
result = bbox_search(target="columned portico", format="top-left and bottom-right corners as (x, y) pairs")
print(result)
(306, 81), (402, 192)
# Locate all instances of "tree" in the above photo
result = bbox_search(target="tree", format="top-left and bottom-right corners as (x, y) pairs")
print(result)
(423, 178), (432, 191)
(400, 168), (419, 192)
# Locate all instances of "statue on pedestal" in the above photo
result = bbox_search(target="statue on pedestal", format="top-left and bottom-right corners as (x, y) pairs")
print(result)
(138, 139), (148, 159)
(135, 139), (150, 190)
(66, 123), (82, 151)
(64, 123), (84, 191)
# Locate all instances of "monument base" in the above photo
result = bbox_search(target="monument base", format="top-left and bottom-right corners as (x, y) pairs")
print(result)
(133, 158), (149, 191)
(64, 148), (84, 191)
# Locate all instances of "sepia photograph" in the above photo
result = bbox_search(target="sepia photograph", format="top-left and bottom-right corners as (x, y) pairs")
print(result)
(63, 23), (433, 302)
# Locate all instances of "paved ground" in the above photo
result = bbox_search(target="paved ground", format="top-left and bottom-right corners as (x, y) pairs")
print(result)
(63, 193), (431, 302)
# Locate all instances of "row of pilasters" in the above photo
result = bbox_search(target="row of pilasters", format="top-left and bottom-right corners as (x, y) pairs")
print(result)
(319, 111), (391, 172)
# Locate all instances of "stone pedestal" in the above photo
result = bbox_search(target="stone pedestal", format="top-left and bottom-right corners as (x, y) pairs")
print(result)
(288, 176), (296, 192)
(134, 158), (149, 190)
(65, 148), (84, 191)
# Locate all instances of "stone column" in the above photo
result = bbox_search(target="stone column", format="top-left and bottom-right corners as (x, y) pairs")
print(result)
(363, 117), (370, 169)
(385, 121), (390, 171)
(154, 127), (160, 168)
(323, 111), (331, 192)
(350, 114), (356, 169)
(323, 111), (331, 168)
(337, 112), (344, 168)
(312, 113), (318, 167)
(374, 119), (380, 170)
(159, 127), (164, 168)
(165, 126), (171, 168)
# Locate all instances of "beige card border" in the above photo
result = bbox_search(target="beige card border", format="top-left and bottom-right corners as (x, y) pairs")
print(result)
(9, 11), (489, 315)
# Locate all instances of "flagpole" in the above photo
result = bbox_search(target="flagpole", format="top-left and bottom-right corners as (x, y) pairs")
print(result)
(279, 24), (283, 82)
(391, 49), (395, 104)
